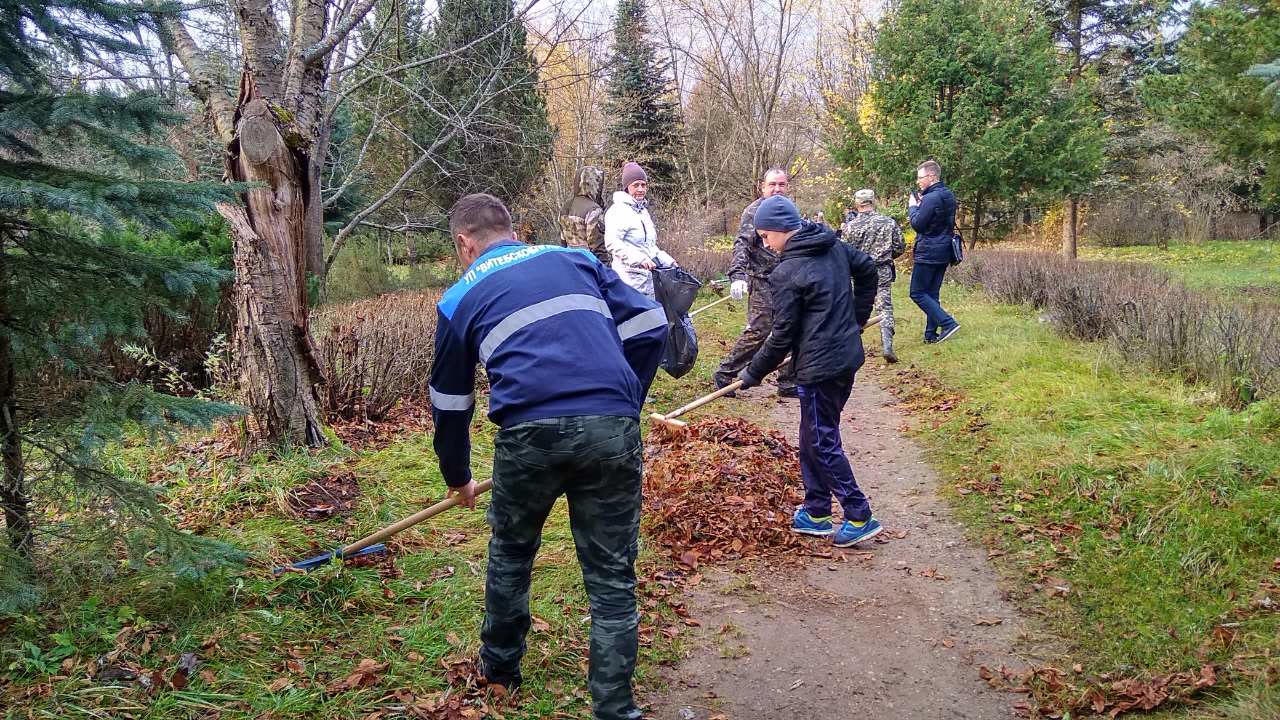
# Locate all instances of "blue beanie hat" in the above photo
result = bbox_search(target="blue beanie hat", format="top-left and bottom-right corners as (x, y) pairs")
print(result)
(754, 195), (802, 232)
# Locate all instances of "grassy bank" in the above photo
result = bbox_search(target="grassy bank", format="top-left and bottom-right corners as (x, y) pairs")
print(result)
(0, 291), (750, 719)
(1080, 241), (1280, 296)
(882, 281), (1280, 714)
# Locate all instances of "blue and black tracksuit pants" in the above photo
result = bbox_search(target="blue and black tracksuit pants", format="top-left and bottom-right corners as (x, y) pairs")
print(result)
(796, 371), (872, 523)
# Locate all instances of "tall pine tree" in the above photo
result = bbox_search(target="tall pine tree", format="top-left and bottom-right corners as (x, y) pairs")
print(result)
(0, 1), (239, 584)
(420, 0), (553, 207)
(605, 0), (685, 196)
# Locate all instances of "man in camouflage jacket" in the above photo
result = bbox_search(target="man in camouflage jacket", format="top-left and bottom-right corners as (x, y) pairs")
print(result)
(560, 165), (611, 264)
(713, 167), (797, 396)
(843, 188), (906, 362)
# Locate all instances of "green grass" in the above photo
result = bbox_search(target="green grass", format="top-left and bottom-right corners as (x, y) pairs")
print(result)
(883, 281), (1280, 710)
(1080, 240), (1280, 296)
(0, 290), (752, 719)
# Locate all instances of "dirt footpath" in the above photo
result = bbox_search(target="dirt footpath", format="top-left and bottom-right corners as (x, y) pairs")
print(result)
(647, 376), (1026, 720)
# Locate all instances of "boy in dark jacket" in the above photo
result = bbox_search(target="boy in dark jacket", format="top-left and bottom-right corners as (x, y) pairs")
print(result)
(737, 195), (883, 547)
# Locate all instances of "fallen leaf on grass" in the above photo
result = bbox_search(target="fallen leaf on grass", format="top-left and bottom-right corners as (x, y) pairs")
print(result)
(531, 616), (551, 633)
(326, 658), (388, 694)
(169, 652), (199, 690)
(974, 617), (1003, 626)
(268, 676), (292, 693)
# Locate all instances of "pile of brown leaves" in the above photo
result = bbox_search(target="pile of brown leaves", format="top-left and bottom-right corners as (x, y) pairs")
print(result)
(643, 417), (806, 566)
(980, 662), (1218, 719)
(286, 469), (362, 519)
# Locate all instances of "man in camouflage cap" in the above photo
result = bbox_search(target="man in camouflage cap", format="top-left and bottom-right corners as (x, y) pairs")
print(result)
(560, 165), (610, 264)
(713, 167), (798, 397)
(843, 188), (906, 363)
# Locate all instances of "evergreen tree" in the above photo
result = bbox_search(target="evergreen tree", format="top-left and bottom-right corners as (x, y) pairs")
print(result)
(1249, 57), (1280, 112)
(829, 0), (1104, 245)
(420, 0), (553, 207)
(1038, 0), (1159, 257)
(1146, 2), (1280, 209)
(605, 0), (685, 196)
(0, 0), (239, 589)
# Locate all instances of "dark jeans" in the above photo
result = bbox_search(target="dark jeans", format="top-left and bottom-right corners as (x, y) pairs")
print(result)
(909, 262), (957, 341)
(482, 415), (643, 720)
(714, 277), (796, 391)
(797, 373), (872, 523)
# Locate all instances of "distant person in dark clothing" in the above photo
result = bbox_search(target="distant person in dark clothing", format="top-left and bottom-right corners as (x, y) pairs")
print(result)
(907, 160), (961, 343)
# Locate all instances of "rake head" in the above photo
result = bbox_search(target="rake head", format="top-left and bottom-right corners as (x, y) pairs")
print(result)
(273, 543), (388, 575)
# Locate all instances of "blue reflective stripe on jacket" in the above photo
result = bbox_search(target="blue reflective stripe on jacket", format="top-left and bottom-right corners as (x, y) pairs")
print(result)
(908, 182), (957, 265)
(428, 240), (668, 488)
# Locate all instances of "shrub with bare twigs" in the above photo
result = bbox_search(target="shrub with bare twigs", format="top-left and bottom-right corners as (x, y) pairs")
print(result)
(653, 204), (735, 282)
(951, 250), (1280, 406)
(313, 291), (440, 421)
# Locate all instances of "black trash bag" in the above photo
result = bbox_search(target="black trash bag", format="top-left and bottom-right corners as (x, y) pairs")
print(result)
(652, 265), (701, 319)
(661, 315), (699, 379)
(651, 265), (702, 378)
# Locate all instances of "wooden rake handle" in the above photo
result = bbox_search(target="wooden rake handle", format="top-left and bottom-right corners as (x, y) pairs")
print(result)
(340, 479), (494, 558)
(688, 294), (733, 318)
(650, 313), (884, 425)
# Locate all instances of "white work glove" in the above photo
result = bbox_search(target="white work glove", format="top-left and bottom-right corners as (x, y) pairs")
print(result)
(730, 279), (748, 300)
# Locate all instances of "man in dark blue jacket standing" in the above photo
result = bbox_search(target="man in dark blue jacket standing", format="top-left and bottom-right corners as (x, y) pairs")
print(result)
(429, 194), (668, 720)
(736, 195), (883, 548)
(907, 160), (961, 343)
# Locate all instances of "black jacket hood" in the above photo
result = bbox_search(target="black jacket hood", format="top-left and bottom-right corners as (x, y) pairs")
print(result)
(781, 221), (837, 259)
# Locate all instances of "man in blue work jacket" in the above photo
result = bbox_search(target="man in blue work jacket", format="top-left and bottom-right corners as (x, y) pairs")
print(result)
(429, 193), (668, 719)
(907, 159), (961, 343)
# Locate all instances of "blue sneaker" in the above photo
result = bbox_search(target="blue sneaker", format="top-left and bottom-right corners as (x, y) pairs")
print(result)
(792, 509), (834, 536)
(936, 324), (961, 343)
(832, 517), (883, 547)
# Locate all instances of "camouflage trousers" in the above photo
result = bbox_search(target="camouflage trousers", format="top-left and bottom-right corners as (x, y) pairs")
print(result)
(874, 264), (895, 346)
(714, 277), (796, 391)
(482, 415), (643, 720)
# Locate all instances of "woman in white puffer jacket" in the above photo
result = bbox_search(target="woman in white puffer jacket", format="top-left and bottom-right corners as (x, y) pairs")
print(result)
(604, 162), (676, 298)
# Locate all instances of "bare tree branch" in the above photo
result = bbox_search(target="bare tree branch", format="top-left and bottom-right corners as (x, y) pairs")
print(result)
(152, 12), (236, 144)
(301, 0), (383, 66)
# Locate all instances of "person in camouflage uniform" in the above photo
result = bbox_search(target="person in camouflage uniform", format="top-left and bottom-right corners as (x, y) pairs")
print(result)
(843, 188), (906, 363)
(713, 167), (797, 397)
(560, 165), (611, 263)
